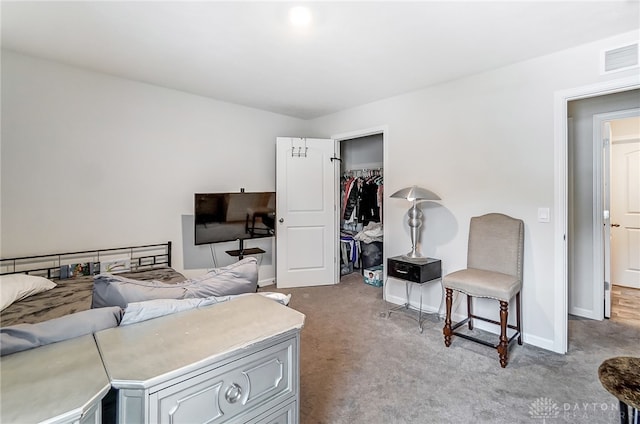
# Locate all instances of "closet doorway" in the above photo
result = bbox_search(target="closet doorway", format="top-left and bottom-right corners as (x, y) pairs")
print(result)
(335, 129), (385, 282)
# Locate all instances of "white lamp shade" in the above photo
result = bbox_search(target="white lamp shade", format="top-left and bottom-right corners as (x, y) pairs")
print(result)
(390, 186), (441, 202)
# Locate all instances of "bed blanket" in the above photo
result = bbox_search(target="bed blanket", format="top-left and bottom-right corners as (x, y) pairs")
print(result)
(0, 268), (185, 327)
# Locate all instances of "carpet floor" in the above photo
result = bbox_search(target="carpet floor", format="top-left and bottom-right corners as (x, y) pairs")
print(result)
(261, 272), (640, 423)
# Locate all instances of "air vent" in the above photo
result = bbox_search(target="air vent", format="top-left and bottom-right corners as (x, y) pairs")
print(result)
(602, 42), (639, 74)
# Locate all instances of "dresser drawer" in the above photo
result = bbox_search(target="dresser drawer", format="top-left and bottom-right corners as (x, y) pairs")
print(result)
(387, 257), (441, 283)
(250, 400), (297, 424)
(150, 337), (296, 424)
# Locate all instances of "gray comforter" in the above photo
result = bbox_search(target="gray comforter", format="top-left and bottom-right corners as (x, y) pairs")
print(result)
(0, 268), (185, 327)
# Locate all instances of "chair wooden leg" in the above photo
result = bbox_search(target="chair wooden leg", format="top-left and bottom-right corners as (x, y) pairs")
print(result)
(516, 292), (522, 345)
(443, 288), (453, 347)
(498, 300), (509, 368)
(467, 295), (473, 330)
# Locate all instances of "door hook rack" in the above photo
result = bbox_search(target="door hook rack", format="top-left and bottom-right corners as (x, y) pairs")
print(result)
(291, 138), (308, 158)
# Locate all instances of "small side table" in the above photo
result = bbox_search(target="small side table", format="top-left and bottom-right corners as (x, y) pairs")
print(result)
(598, 356), (640, 424)
(386, 256), (442, 333)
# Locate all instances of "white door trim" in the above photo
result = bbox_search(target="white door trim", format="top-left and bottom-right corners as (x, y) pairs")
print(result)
(602, 120), (613, 319)
(554, 75), (640, 354)
(332, 125), (388, 141)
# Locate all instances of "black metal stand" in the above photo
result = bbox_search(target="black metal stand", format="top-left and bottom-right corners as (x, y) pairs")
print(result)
(225, 239), (265, 260)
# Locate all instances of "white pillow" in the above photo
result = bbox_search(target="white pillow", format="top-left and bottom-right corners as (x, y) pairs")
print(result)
(0, 274), (57, 311)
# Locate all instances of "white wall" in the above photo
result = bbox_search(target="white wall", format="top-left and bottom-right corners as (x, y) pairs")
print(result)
(306, 30), (640, 350)
(0, 50), (306, 281)
(340, 133), (383, 172)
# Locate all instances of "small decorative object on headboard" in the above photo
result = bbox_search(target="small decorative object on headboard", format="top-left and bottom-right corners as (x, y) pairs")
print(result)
(59, 262), (101, 279)
(99, 259), (131, 274)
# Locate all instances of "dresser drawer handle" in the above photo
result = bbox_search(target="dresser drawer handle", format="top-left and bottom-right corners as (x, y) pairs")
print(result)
(225, 383), (242, 404)
(395, 269), (409, 274)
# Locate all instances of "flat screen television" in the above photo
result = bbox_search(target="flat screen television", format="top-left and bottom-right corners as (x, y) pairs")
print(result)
(194, 192), (276, 246)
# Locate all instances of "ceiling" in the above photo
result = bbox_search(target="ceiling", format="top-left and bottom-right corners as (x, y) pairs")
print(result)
(2, 1), (639, 119)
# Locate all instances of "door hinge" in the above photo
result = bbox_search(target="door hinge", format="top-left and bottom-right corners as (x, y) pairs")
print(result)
(603, 137), (610, 148)
(604, 281), (610, 291)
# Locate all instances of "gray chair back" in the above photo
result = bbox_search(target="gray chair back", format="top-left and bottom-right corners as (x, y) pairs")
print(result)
(467, 213), (524, 281)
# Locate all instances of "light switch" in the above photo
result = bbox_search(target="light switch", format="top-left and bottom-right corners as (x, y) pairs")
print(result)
(538, 207), (550, 223)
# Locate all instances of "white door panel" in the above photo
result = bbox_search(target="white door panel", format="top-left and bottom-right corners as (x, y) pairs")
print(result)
(611, 139), (640, 289)
(276, 137), (337, 288)
(287, 226), (325, 270)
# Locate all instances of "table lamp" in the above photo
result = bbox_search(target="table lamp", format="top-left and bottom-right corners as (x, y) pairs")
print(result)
(390, 185), (441, 259)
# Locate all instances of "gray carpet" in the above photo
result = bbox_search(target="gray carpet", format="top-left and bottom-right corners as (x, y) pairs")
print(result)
(262, 272), (640, 423)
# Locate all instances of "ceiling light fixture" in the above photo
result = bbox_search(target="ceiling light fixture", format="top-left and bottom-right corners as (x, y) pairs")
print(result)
(289, 6), (312, 27)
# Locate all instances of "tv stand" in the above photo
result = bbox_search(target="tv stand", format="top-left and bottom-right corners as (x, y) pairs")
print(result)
(225, 239), (265, 260)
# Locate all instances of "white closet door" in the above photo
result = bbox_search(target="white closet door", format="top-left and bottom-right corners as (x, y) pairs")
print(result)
(275, 137), (338, 288)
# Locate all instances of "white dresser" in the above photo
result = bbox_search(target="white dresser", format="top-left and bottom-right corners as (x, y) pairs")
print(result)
(0, 334), (111, 424)
(95, 294), (305, 424)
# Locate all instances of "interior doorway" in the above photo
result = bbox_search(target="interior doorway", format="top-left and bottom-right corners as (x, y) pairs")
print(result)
(333, 128), (386, 284)
(554, 76), (639, 354)
(593, 111), (640, 319)
(607, 115), (640, 326)
(567, 91), (640, 330)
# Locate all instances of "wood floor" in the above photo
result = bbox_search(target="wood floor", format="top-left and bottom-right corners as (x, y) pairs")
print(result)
(611, 285), (640, 328)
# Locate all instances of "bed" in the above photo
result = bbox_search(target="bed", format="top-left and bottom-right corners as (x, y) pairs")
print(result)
(0, 242), (181, 326)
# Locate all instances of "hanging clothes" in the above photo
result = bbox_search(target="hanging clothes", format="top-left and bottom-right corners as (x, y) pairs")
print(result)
(342, 177), (359, 222)
(340, 169), (383, 230)
(358, 179), (380, 225)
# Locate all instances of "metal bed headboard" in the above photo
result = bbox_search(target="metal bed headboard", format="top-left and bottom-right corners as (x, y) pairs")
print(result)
(0, 241), (172, 279)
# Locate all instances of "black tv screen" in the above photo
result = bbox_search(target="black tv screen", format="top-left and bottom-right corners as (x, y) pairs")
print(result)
(194, 192), (276, 245)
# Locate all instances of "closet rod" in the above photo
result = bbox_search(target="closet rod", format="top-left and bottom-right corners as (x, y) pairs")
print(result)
(343, 168), (383, 177)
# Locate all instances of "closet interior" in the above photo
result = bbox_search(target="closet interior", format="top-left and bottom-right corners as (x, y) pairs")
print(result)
(339, 134), (384, 284)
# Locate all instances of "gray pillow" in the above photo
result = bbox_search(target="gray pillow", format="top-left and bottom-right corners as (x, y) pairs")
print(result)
(0, 306), (123, 356)
(92, 257), (258, 309)
(120, 296), (232, 326)
(119, 292), (291, 326)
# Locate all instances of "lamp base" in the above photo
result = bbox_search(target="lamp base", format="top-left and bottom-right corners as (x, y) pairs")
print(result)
(402, 253), (431, 263)
(405, 249), (423, 259)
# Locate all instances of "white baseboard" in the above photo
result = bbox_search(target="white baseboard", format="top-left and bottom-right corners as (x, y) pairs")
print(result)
(568, 306), (598, 320)
(522, 333), (555, 351)
(258, 277), (275, 288)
